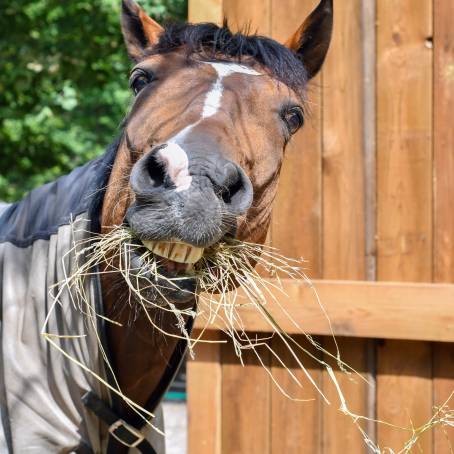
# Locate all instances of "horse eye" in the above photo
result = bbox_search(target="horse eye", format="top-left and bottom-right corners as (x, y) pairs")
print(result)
(283, 106), (304, 135)
(129, 70), (153, 95)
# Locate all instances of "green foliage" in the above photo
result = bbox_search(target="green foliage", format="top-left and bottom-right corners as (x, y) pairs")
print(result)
(0, 0), (187, 202)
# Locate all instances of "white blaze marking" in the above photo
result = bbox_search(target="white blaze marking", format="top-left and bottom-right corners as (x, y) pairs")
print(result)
(158, 143), (192, 192)
(202, 62), (261, 119)
(164, 62), (261, 191)
(202, 78), (223, 118)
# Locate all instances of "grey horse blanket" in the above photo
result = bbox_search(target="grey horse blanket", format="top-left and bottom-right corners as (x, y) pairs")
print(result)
(0, 141), (178, 453)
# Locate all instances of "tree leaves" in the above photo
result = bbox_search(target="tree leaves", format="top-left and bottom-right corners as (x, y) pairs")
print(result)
(0, 0), (187, 202)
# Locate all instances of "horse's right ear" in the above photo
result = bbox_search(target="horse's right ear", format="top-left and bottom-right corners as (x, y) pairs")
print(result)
(284, 0), (333, 80)
(121, 0), (164, 61)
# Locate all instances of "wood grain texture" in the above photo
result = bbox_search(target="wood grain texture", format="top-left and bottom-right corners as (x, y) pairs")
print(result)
(376, 2), (433, 451)
(434, 4), (454, 452)
(434, 0), (454, 285)
(221, 337), (271, 454)
(188, 0), (223, 23)
(322, 0), (365, 281)
(377, 340), (433, 453)
(187, 332), (222, 454)
(270, 335), (322, 454)
(322, 337), (368, 454)
(196, 279), (454, 342)
(321, 0), (367, 450)
(376, 0), (433, 281)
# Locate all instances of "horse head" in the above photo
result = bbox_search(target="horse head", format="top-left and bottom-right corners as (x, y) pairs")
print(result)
(101, 0), (333, 305)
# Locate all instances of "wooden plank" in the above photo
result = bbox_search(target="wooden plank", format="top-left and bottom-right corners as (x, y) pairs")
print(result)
(433, 343), (454, 453)
(221, 336), (271, 454)
(322, 0), (365, 281)
(377, 340), (433, 453)
(322, 0), (368, 446)
(270, 0), (322, 279)
(322, 337), (369, 453)
(434, 0), (454, 284)
(376, 2), (433, 281)
(376, 1), (433, 452)
(188, 0), (223, 24)
(196, 279), (454, 342)
(434, 2), (454, 452)
(270, 335), (322, 454)
(187, 332), (222, 454)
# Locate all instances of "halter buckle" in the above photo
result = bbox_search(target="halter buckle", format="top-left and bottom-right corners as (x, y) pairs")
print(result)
(108, 419), (145, 448)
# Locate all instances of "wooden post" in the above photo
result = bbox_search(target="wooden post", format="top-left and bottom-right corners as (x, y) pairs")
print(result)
(221, 339), (271, 454)
(187, 332), (222, 454)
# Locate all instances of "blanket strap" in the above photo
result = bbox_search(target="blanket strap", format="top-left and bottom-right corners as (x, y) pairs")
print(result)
(82, 392), (157, 454)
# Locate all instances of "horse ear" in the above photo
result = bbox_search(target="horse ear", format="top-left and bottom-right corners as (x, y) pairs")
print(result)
(121, 0), (164, 61)
(284, 0), (333, 80)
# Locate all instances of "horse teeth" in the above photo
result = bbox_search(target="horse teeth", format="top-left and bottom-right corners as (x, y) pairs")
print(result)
(169, 243), (187, 262)
(156, 241), (171, 257)
(141, 240), (204, 264)
(186, 247), (203, 263)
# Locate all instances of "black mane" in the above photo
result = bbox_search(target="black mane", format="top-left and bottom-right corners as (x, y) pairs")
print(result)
(145, 22), (308, 96)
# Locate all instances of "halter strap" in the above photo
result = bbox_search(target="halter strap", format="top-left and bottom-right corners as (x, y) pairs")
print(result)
(82, 392), (157, 454)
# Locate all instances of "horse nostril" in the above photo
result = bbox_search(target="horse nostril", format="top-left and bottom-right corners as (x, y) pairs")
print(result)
(221, 170), (242, 205)
(146, 153), (166, 187)
(216, 161), (253, 214)
(130, 147), (168, 197)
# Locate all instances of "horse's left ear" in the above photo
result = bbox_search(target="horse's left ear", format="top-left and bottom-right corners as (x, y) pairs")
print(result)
(284, 0), (333, 80)
(121, 0), (164, 61)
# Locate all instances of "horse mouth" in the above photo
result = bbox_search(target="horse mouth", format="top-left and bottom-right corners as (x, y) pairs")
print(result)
(141, 240), (204, 271)
(125, 239), (204, 304)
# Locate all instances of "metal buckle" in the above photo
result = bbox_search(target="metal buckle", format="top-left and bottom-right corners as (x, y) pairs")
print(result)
(108, 419), (145, 448)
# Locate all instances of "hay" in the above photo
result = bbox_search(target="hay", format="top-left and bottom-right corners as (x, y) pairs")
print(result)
(42, 223), (454, 452)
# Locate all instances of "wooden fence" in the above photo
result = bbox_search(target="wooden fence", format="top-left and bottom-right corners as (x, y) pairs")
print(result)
(186, 0), (454, 452)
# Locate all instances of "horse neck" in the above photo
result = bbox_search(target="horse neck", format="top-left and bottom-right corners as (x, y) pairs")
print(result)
(101, 270), (190, 418)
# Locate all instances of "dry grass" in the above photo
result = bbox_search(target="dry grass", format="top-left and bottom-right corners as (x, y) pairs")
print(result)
(42, 223), (453, 452)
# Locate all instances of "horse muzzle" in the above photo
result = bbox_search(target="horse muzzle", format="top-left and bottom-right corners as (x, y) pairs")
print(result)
(125, 142), (253, 248)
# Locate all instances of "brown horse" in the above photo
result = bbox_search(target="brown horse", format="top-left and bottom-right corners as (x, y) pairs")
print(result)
(101, 0), (332, 450)
(0, 0), (332, 452)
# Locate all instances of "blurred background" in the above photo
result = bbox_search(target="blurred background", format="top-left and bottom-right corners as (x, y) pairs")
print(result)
(0, 0), (186, 202)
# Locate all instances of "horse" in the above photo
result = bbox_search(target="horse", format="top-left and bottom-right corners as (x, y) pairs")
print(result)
(0, 0), (333, 452)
